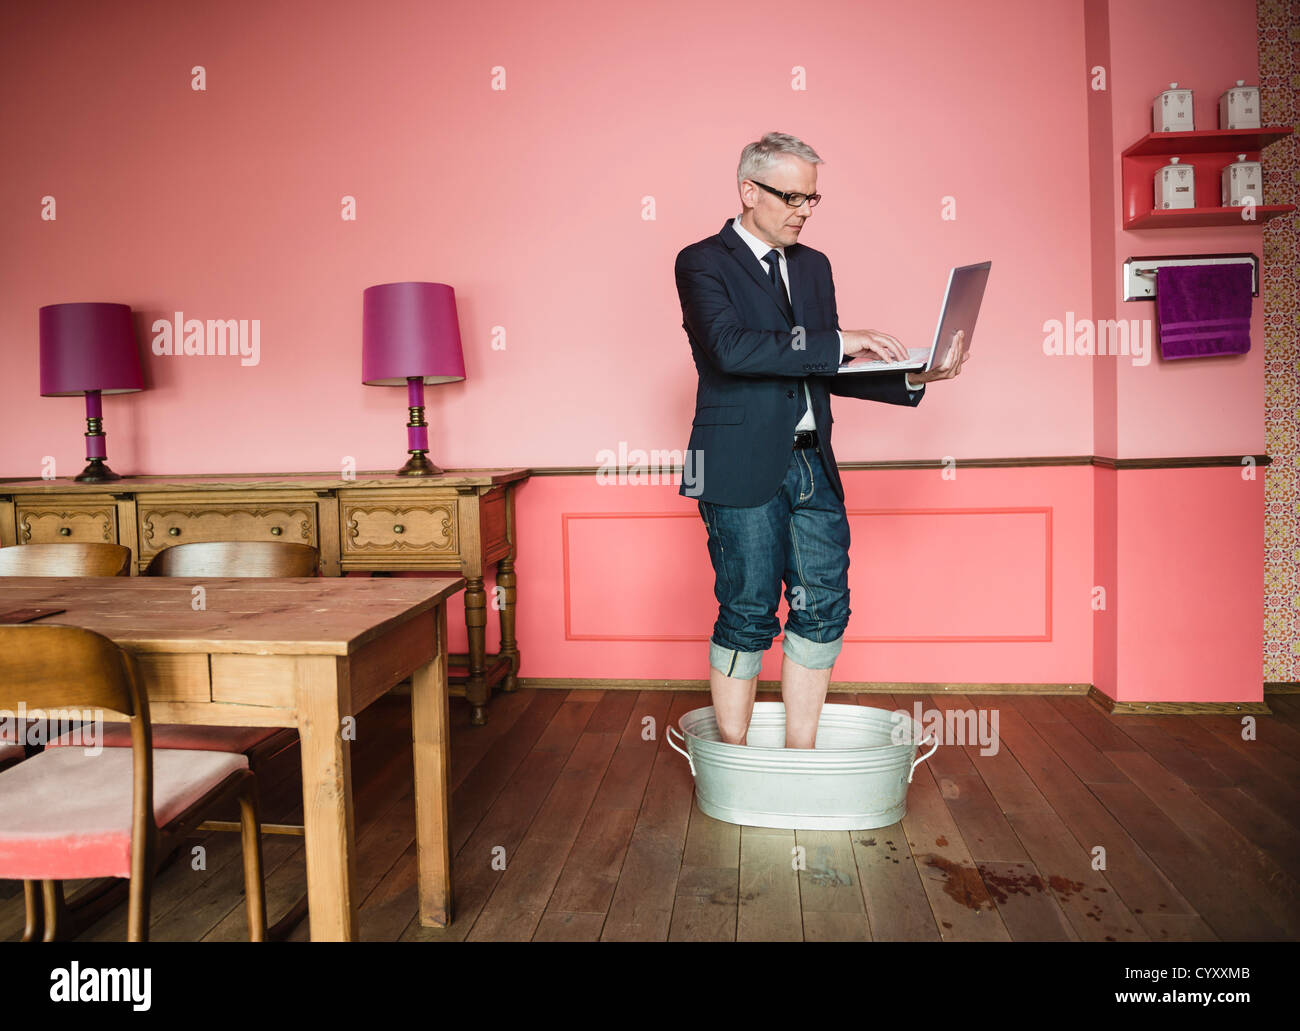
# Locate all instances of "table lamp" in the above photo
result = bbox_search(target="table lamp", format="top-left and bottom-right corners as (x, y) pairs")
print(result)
(39, 302), (144, 483)
(361, 281), (466, 476)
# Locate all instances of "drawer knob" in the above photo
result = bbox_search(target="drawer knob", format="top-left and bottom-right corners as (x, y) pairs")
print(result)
(58, 527), (71, 537)
(393, 524), (405, 534)
(270, 525), (283, 536)
(168, 527), (181, 537)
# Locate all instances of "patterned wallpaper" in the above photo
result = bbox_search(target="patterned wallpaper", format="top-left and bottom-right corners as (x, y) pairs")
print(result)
(1260, 0), (1299, 683)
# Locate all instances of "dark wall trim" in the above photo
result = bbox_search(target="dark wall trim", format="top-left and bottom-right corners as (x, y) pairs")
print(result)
(530, 454), (1272, 476)
(0, 454), (1272, 487)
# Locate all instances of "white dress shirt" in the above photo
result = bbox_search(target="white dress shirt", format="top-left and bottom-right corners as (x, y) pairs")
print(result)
(730, 215), (923, 432)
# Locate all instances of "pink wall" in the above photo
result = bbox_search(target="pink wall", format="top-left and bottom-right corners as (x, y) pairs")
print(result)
(1108, 0), (1267, 459)
(0, 0), (1276, 702)
(0, 0), (1093, 476)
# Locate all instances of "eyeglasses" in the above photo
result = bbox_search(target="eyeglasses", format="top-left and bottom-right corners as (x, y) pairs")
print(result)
(749, 179), (821, 208)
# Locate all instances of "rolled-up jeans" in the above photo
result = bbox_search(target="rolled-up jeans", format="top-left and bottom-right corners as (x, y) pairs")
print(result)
(698, 442), (850, 679)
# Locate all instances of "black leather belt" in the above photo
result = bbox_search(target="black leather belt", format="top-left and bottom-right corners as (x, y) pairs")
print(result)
(793, 430), (818, 450)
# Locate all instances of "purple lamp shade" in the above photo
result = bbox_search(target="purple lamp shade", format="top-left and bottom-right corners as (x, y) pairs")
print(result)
(361, 282), (466, 477)
(38, 302), (143, 483)
(39, 302), (144, 396)
(361, 282), (466, 386)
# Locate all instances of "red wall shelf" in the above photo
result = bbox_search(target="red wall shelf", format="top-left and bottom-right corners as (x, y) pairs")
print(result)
(1126, 205), (1296, 229)
(1120, 126), (1295, 230)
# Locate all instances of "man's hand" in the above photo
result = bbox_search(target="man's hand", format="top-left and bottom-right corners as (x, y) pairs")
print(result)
(908, 329), (969, 384)
(842, 327), (970, 387)
(841, 328), (910, 363)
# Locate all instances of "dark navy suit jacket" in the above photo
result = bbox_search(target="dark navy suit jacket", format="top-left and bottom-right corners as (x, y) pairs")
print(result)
(676, 219), (923, 507)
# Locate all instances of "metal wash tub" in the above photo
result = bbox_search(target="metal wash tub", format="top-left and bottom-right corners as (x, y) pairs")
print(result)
(666, 702), (938, 830)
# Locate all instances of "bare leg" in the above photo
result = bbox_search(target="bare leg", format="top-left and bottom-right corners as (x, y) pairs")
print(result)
(781, 654), (831, 749)
(709, 665), (758, 745)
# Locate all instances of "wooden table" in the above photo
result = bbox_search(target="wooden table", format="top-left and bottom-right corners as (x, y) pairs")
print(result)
(0, 574), (466, 941)
(0, 468), (530, 725)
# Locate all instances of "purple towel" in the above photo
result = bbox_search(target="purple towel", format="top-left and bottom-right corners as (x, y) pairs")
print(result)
(1155, 263), (1252, 360)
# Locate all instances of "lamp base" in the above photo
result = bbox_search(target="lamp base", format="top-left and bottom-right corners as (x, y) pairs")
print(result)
(74, 458), (122, 483)
(395, 452), (443, 477)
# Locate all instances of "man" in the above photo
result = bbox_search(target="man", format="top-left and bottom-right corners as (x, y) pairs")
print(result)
(675, 131), (968, 749)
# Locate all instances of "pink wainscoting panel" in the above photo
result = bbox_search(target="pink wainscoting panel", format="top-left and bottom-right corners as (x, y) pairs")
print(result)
(514, 465), (1096, 684)
(562, 513), (716, 641)
(562, 507), (1051, 642)
(837, 508), (1050, 642)
(1115, 467), (1265, 703)
(359, 462), (1266, 704)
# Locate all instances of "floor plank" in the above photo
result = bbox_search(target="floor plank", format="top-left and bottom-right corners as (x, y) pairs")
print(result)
(599, 691), (704, 941)
(669, 801), (740, 942)
(797, 829), (871, 941)
(737, 826), (802, 942)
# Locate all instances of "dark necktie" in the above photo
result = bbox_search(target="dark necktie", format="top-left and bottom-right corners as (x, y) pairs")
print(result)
(763, 249), (794, 323)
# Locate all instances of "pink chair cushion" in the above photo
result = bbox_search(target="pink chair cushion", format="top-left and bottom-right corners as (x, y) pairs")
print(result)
(48, 722), (282, 754)
(0, 746), (249, 880)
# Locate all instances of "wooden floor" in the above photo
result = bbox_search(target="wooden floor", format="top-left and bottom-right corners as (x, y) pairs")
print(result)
(3, 688), (1299, 941)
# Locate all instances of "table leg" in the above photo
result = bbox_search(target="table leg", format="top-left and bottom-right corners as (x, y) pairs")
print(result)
(411, 603), (452, 926)
(464, 575), (489, 725)
(295, 654), (359, 941)
(498, 485), (520, 693)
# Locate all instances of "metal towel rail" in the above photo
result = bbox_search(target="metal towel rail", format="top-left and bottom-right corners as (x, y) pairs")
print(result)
(1123, 253), (1258, 301)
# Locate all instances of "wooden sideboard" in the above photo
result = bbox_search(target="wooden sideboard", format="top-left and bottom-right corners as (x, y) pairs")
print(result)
(0, 468), (529, 725)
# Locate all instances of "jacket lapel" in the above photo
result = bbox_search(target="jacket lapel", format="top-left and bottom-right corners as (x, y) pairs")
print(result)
(719, 219), (795, 326)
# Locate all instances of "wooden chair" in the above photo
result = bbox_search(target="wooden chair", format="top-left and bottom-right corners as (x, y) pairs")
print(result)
(34, 541), (316, 936)
(0, 719), (26, 771)
(0, 540), (133, 936)
(139, 541), (315, 779)
(135, 540), (317, 935)
(0, 624), (266, 941)
(144, 540), (319, 578)
(0, 542), (132, 577)
(0, 741), (24, 772)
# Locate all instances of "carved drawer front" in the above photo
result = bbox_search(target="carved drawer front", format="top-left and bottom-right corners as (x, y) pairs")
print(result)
(138, 496), (319, 563)
(16, 498), (117, 544)
(340, 493), (459, 561)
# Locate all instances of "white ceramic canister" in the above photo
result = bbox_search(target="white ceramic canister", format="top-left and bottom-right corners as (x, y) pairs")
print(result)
(1221, 153), (1263, 206)
(1153, 81), (1194, 132)
(1156, 157), (1196, 210)
(1219, 80), (1261, 130)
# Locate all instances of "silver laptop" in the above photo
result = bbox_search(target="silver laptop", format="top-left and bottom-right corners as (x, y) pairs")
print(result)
(837, 260), (991, 373)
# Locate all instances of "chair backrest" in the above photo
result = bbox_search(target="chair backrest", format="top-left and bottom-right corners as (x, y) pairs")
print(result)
(144, 540), (320, 578)
(0, 625), (155, 876)
(0, 543), (132, 577)
(0, 624), (144, 717)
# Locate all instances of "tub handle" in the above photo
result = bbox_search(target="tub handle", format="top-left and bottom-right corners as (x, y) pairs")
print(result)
(666, 724), (696, 776)
(908, 732), (939, 783)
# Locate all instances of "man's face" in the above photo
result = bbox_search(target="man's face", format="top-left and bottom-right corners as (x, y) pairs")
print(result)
(740, 154), (817, 249)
